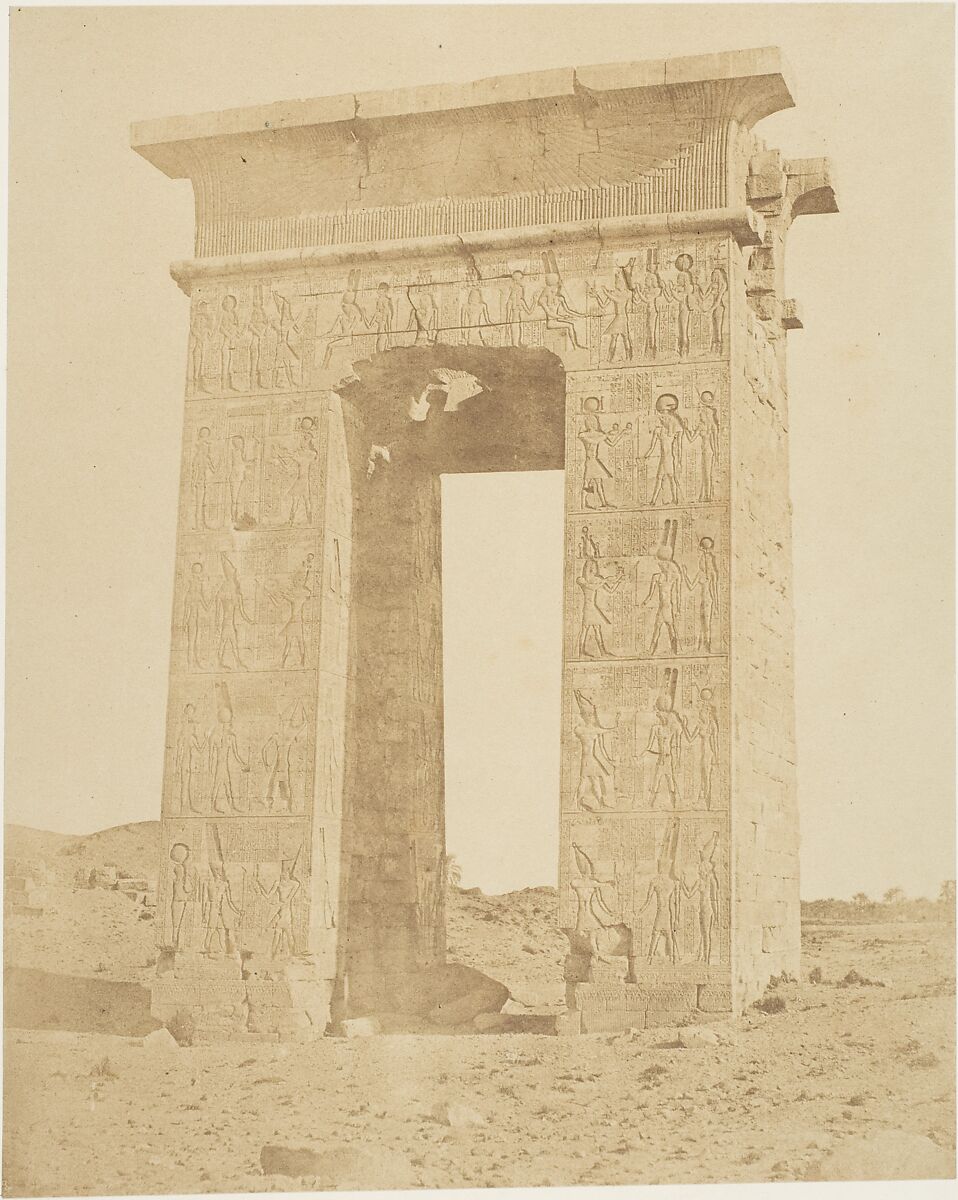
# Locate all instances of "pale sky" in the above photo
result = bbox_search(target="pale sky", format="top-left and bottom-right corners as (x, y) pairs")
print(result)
(7, 5), (955, 900)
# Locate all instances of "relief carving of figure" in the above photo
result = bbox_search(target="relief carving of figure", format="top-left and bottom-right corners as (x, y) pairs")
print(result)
(173, 702), (208, 814)
(188, 301), (215, 392)
(577, 551), (624, 659)
(272, 291), (302, 389)
(637, 818), (683, 963)
(266, 554), (314, 667)
(668, 253), (697, 359)
(461, 288), (492, 345)
(568, 844), (636, 981)
(589, 263), (634, 362)
(201, 859), (243, 957)
(272, 416), (319, 526)
(643, 669), (692, 809)
(578, 396), (631, 511)
(261, 700), (308, 813)
(214, 553), (253, 670)
(572, 688), (617, 811)
(228, 434), (259, 529)
(190, 426), (218, 530)
(645, 393), (689, 505)
(182, 562), (211, 669)
(247, 286), (275, 390)
(704, 267), (728, 354)
(682, 831), (720, 962)
(217, 294), (245, 391)
(688, 686), (720, 810)
(370, 281), (394, 353)
(691, 390), (720, 502)
(251, 848), (303, 959)
(207, 684), (250, 814)
(643, 519), (684, 656)
(529, 250), (587, 350)
(629, 258), (669, 358)
(321, 270), (368, 369)
(407, 284), (439, 346)
(502, 269), (531, 347)
(682, 536), (720, 653)
(168, 842), (195, 950)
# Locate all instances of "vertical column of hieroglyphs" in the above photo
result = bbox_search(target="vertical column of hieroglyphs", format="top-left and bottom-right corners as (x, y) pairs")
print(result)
(153, 272), (347, 1039)
(558, 236), (734, 1033)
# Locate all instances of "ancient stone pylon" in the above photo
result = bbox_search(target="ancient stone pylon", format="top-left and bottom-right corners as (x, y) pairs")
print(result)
(134, 47), (836, 1038)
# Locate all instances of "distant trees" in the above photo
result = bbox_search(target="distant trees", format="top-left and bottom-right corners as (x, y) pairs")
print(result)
(851, 892), (871, 907)
(443, 853), (463, 890)
(882, 886), (905, 905)
(939, 880), (956, 905)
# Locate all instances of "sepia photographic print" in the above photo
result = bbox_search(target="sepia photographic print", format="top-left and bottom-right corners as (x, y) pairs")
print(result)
(5, 4), (955, 1196)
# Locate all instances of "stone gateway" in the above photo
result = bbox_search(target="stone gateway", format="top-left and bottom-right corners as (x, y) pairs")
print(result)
(133, 48), (836, 1039)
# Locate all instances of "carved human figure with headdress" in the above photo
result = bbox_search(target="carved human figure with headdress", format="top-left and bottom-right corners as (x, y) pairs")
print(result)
(637, 818), (683, 963)
(682, 831), (720, 962)
(645, 393), (689, 505)
(643, 519), (683, 655)
(569, 844), (636, 981)
(461, 287), (492, 345)
(252, 847), (303, 959)
(578, 396), (631, 511)
(572, 688), (617, 811)
(589, 263), (634, 361)
(261, 700), (308, 813)
(529, 251), (587, 349)
(207, 683), (250, 814)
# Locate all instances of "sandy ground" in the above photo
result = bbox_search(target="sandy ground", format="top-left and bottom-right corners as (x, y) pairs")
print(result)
(2, 824), (955, 1193)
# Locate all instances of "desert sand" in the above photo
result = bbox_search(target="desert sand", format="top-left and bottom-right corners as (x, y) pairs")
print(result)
(3, 822), (955, 1193)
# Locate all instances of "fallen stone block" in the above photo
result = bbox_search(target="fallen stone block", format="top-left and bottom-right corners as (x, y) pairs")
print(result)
(678, 1026), (721, 1048)
(473, 1011), (514, 1032)
(432, 1101), (486, 1128)
(428, 980), (508, 1026)
(261, 1144), (415, 1187)
(387, 962), (508, 1018)
(142, 1027), (179, 1053)
(340, 1016), (381, 1038)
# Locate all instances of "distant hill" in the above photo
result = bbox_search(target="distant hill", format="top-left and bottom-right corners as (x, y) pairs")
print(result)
(5, 820), (160, 885)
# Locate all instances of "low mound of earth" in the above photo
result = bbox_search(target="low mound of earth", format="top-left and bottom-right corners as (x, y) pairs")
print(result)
(5, 821), (160, 887)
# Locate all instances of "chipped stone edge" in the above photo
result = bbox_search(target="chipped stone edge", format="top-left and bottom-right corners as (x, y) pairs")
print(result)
(169, 206), (765, 294)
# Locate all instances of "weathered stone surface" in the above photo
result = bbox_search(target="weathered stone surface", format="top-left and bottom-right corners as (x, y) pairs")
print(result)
(135, 52), (835, 1036)
(698, 984), (733, 1012)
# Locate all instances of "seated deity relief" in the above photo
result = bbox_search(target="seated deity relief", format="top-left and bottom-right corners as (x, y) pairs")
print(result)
(563, 815), (728, 983)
